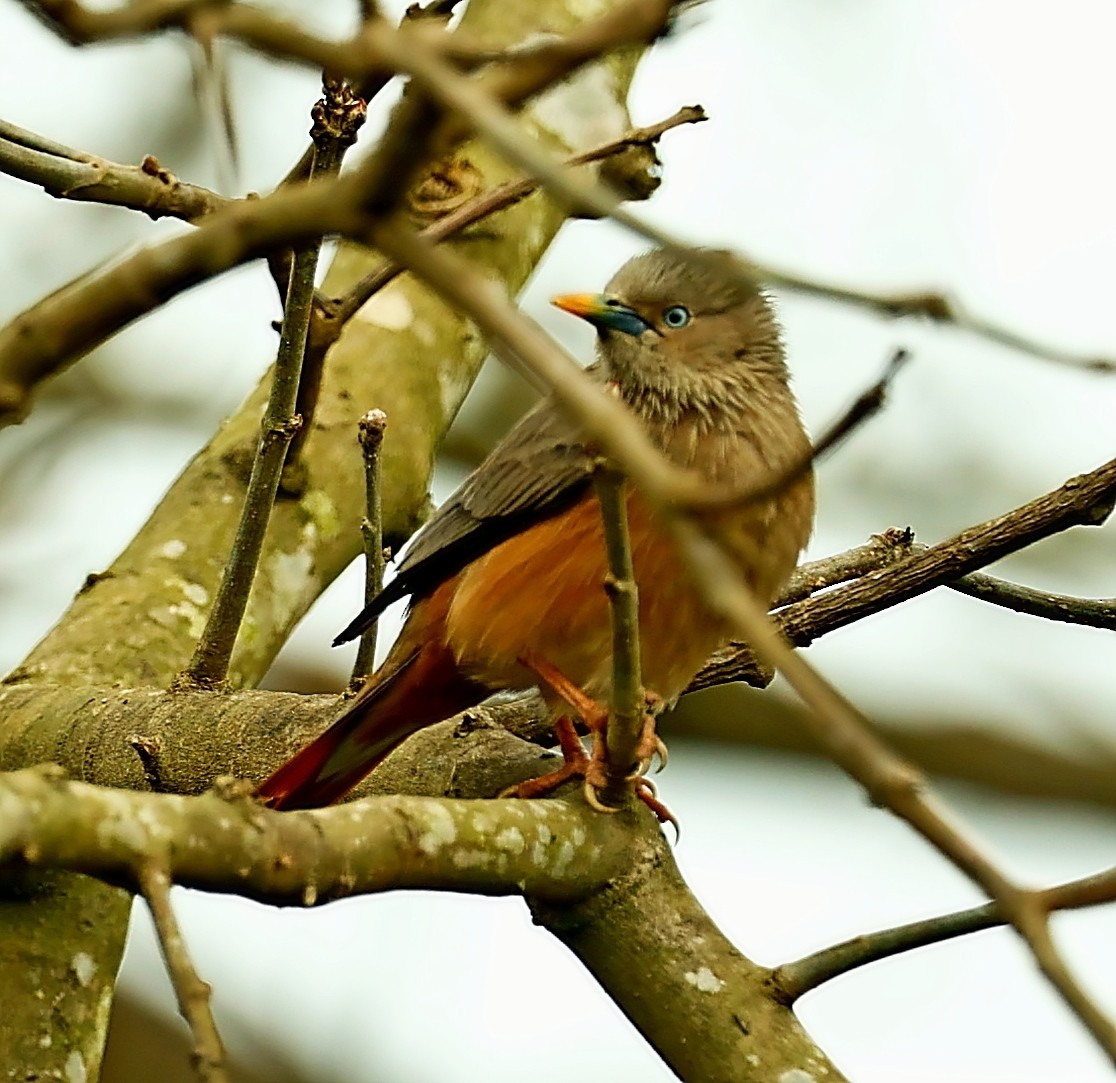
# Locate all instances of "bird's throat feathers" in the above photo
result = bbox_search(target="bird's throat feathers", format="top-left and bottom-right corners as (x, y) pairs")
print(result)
(599, 290), (795, 431)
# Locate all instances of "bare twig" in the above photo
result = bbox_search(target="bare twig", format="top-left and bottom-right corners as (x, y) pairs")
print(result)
(772, 863), (1116, 1002)
(0, 119), (230, 223)
(137, 862), (228, 1083)
(689, 457), (1116, 693)
(593, 463), (644, 794)
(276, 0), (463, 190)
(282, 78), (368, 479)
(774, 528), (916, 607)
(943, 562), (1116, 630)
(351, 410), (388, 683)
(180, 88), (363, 685)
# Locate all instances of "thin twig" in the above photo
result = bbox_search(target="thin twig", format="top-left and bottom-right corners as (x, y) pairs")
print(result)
(276, 0), (462, 191)
(771, 862), (1116, 1002)
(944, 564), (1116, 630)
(180, 92), (355, 685)
(0, 119), (229, 222)
(282, 78), (367, 481)
(774, 528), (916, 607)
(592, 462), (644, 794)
(351, 409), (388, 683)
(137, 863), (228, 1083)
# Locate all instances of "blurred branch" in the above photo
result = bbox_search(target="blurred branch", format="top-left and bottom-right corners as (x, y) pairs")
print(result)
(324, 104), (706, 329)
(17, 0), (472, 72)
(137, 863), (228, 1083)
(0, 118), (229, 222)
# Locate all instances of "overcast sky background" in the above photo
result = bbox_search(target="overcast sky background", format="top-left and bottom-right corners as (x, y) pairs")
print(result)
(3, 2), (1116, 1081)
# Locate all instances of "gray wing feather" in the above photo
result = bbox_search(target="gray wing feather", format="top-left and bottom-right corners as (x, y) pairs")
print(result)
(333, 387), (596, 645)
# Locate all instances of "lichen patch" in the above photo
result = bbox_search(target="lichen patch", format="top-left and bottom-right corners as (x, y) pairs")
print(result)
(416, 803), (458, 855)
(683, 966), (724, 993)
(70, 952), (96, 987)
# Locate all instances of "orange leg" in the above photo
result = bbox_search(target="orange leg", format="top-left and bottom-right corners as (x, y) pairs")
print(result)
(500, 653), (677, 832)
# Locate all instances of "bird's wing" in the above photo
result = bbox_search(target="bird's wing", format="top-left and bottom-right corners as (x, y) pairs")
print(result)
(333, 390), (595, 645)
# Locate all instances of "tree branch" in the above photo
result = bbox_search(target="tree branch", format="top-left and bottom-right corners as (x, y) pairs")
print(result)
(179, 82), (364, 688)
(0, 766), (636, 903)
(0, 759), (847, 1082)
(137, 863), (228, 1083)
(771, 862), (1116, 1002)
(352, 409), (388, 683)
(0, 118), (229, 222)
(691, 458), (1116, 693)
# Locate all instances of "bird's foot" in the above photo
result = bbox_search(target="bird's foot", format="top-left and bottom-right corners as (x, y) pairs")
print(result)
(503, 654), (677, 833)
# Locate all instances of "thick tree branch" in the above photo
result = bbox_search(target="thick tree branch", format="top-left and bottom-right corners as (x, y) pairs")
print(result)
(0, 759), (847, 1082)
(0, 767), (635, 903)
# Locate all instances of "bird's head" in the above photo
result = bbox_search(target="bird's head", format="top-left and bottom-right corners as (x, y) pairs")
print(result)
(552, 247), (788, 419)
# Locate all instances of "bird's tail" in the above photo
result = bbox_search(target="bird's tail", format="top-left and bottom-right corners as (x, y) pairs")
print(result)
(257, 636), (483, 811)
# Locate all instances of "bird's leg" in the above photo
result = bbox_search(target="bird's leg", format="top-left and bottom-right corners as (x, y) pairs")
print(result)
(500, 654), (676, 830)
(499, 715), (591, 800)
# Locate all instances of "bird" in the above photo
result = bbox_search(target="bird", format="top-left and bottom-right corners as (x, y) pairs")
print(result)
(257, 247), (815, 812)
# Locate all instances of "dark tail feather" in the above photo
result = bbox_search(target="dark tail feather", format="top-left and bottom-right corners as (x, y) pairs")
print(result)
(258, 642), (483, 810)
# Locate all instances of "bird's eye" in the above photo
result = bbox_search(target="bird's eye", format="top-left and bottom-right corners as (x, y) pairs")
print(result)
(662, 305), (691, 329)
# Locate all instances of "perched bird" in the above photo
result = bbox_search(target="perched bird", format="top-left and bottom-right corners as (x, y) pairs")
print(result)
(258, 247), (815, 811)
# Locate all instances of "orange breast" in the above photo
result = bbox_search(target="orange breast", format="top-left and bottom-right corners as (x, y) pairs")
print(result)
(442, 482), (807, 710)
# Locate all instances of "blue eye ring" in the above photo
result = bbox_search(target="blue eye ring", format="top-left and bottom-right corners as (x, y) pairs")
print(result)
(663, 304), (691, 329)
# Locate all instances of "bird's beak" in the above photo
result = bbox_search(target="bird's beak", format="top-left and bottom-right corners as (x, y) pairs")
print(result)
(551, 293), (649, 337)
